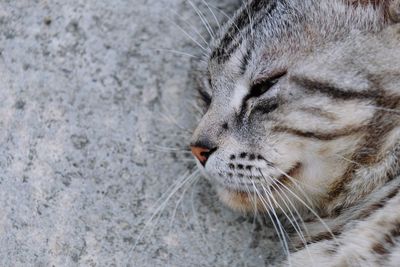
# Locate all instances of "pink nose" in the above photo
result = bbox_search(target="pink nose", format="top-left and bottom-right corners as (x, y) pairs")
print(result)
(190, 146), (211, 166)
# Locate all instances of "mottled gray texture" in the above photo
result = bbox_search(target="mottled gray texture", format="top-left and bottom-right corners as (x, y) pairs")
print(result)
(0, 0), (282, 266)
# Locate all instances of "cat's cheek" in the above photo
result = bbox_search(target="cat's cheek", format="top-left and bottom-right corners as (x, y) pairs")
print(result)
(216, 186), (265, 213)
(216, 186), (252, 212)
(192, 155), (218, 178)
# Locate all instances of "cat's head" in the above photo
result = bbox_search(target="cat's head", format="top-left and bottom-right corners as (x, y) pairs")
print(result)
(190, 0), (400, 214)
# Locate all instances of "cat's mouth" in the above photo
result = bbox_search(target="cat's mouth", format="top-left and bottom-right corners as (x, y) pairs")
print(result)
(216, 163), (302, 212)
(219, 162), (302, 192)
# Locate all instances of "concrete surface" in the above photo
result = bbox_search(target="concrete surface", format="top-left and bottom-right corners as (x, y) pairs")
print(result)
(0, 0), (282, 266)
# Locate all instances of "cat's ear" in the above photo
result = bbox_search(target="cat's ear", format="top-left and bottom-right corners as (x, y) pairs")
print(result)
(388, 0), (400, 23)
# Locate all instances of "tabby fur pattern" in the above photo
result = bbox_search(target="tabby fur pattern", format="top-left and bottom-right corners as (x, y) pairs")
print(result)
(190, 0), (400, 266)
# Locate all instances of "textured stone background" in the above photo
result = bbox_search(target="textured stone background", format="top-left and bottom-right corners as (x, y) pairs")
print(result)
(0, 0), (282, 266)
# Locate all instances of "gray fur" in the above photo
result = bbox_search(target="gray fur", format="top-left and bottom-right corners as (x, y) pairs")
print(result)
(191, 0), (400, 265)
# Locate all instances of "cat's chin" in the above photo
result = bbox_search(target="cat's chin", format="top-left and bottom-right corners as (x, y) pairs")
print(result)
(216, 186), (265, 213)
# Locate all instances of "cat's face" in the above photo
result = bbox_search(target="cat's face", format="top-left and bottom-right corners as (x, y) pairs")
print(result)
(190, 0), (386, 213)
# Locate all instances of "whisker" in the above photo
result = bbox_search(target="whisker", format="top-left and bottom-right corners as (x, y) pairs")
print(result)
(149, 47), (206, 62)
(267, 170), (339, 247)
(268, 175), (312, 236)
(268, 173), (350, 265)
(131, 170), (200, 257)
(203, 2), (249, 66)
(273, 166), (316, 208)
(189, 179), (211, 251)
(238, 181), (259, 266)
(261, 175), (307, 247)
(167, 8), (210, 46)
(256, 159), (320, 193)
(137, 169), (195, 233)
(187, 0), (215, 39)
(148, 148), (190, 154)
(169, 174), (200, 229)
(145, 148), (193, 159)
(260, 171), (315, 266)
(334, 153), (362, 166)
(206, 2), (237, 30)
(259, 183), (292, 266)
(156, 108), (192, 133)
(164, 176), (200, 267)
(185, 99), (205, 119)
(244, 1), (254, 38)
(147, 125), (192, 140)
(250, 180), (291, 262)
(178, 185), (212, 257)
(153, 144), (191, 152)
(167, 17), (209, 52)
(201, 0), (221, 32)
(365, 106), (400, 116)
(272, 187), (314, 264)
(181, 158), (197, 163)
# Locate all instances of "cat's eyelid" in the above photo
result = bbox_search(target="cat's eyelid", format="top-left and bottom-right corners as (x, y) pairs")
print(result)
(207, 77), (212, 88)
(246, 71), (287, 99)
(251, 70), (287, 88)
(199, 88), (212, 105)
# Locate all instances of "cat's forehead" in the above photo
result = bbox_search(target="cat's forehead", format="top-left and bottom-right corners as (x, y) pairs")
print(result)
(206, 39), (285, 83)
(207, 1), (291, 78)
(206, 2), (310, 85)
(205, 0), (383, 82)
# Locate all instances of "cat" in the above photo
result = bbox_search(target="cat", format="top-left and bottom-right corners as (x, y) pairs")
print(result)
(190, 0), (400, 266)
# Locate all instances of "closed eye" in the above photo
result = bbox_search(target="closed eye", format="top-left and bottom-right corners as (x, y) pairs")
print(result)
(198, 76), (212, 107)
(248, 71), (287, 98)
(199, 89), (212, 106)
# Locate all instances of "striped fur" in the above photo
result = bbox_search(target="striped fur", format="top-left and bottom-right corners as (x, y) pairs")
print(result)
(190, 0), (400, 266)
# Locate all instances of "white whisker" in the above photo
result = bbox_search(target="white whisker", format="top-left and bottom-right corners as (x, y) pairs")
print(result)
(365, 106), (400, 116)
(244, 1), (254, 38)
(153, 144), (190, 152)
(259, 170), (315, 266)
(249, 180), (291, 263)
(334, 153), (362, 166)
(189, 179), (211, 251)
(156, 107), (192, 133)
(187, 0), (215, 39)
(167, 17), (209, 52)
(186, 99), (205, 118)
(131, 170), (200, 259)
(273, 166), (316, 208)
(169, 174), (199, 229)
(167, 8), (210, 46)
(267, 169), (339, 247)
(150, 47), (206, 62)
(201, 0), (221, 32)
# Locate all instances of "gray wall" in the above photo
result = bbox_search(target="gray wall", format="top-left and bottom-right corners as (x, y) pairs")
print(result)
(0, 0), (282, 266)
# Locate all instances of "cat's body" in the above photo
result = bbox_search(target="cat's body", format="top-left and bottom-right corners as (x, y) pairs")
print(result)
(190, 0), (400, 266)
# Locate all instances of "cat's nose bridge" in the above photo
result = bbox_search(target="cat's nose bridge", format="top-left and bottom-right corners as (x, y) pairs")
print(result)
(190, 123), (219, 156)
(190, 110), (229, 159)
(191, 109), (228, 141)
